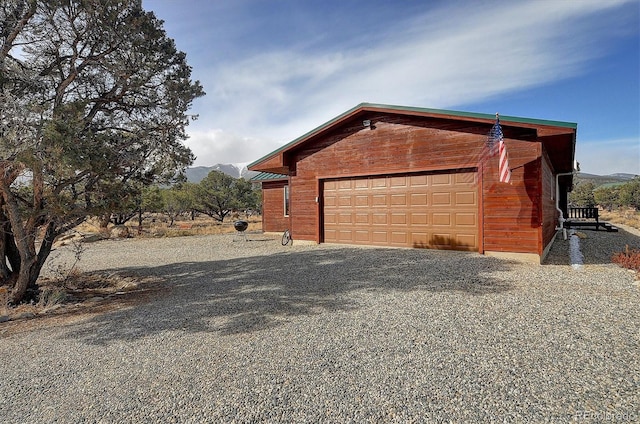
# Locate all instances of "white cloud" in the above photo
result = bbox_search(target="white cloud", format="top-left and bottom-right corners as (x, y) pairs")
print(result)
(182, 0), (636, 168)
(185, 129), (283, 166)
(577, 138), (640, 176)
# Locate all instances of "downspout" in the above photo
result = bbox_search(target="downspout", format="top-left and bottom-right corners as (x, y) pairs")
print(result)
(555, 170), (575, 240)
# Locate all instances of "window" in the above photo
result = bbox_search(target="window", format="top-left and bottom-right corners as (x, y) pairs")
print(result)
(284, 185), (290, 216)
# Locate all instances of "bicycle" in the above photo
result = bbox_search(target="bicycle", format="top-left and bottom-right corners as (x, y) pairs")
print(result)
(281, 229), (292, 246)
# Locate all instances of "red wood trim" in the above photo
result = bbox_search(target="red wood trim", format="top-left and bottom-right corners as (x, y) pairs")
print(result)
(288, 175), (293, 237)
(261, 188), (266, 232)
(315, 178), (322, 243)
(536, 156), (543, 257)
(478, 161), (484, 254)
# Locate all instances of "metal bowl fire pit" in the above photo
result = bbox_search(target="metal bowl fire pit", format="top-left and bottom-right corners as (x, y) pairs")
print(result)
(233, 220), (249, 241)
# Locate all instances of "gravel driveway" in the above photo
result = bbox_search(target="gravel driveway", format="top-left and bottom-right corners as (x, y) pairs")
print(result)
(1, 228), (639, 423)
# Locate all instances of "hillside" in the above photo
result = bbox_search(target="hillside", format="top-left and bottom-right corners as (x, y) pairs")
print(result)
(574, 172), (638, 187)
(185, 164), (259, 182)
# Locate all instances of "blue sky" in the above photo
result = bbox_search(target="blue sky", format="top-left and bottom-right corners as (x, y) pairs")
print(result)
(143, 0), (639, 176)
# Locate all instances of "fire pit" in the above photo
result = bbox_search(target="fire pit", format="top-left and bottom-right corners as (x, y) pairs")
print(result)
(233, 220), (249, 241)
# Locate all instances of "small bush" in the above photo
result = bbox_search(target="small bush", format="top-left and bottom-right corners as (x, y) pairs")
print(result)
(38, 287), (68, 309)
(612, 245), (640, 276)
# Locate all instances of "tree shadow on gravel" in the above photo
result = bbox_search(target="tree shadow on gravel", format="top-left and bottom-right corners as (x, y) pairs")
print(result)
(543, 227), (640, 266)
(62, 247), (516, 344)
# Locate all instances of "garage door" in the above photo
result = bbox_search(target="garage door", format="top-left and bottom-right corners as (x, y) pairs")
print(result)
(323, 171), (478, 250)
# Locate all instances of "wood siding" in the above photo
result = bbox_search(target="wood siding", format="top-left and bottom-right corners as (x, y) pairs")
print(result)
(261, 181), (288, 232)
(481, 140), (542, 254)
(541, 152), (559, 252)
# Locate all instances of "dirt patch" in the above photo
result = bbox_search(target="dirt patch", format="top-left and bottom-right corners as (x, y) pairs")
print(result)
(0, 272), (168, 336)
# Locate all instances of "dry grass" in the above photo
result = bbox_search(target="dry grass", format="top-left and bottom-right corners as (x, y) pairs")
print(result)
(1, 270), (164, 331)
(600, 208), (640, 230)
(74, 214), (263, 238)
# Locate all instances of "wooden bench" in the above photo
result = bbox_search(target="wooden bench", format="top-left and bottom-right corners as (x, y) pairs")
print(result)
(565, 207), (618, 232)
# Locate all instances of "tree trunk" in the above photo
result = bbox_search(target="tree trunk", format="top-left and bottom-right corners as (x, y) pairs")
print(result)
(9, 255), (37, 304)
(8, 222), (56, 304)
(1, 177), (49, 304)
(138, 209), (143, 235)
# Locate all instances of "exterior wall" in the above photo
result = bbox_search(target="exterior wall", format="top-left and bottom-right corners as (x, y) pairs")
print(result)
(481, 140), (542, 255)
(540, 151), (559, 254)
(261, 180), (289, 232)
(285, 114), (545, 255)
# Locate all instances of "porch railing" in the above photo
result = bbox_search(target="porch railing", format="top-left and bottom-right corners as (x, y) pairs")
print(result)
(567, 207), (599, 222)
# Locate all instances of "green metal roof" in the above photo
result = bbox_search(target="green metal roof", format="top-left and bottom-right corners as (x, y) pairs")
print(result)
(251, 171), (288, 181)
(248, 102), (578, 169)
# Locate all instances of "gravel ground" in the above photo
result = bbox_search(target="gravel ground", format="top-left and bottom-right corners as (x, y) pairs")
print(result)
(1, 228), (639, 423)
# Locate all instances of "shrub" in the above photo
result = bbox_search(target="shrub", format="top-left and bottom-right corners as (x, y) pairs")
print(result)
(38, 287), (68, 310)
(612, 245), (640, 276)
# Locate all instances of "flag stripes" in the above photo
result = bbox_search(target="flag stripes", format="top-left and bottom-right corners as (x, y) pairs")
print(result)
(498, 135), (511, 183)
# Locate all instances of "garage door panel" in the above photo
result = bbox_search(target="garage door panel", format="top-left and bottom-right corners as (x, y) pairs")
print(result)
(355, 179), (369, 189)
(432, 192), (451, 206)
(338, 213), (352, 224)
(338, 180), (352, 190)
(455, 212), (476, 226)
(391, 213), (407, 224)
(338, 230), (353, 240)
(455, 192), (476, 205)
(456, 234), (477, 250)
(371, 177), (387, 188)
(391, 232), (408, 244)
(372, 213), (388, 225)
(431, 233), (453, 247)
(355, 231), (370, 242)
(411, 233), (429, 247)
(455, 172), (476, 184)
(338, 196), (352, 206)
(432, 213), (451, 226)
(410, 193), (428, 206)
(372, 194), (387, 206)
(390, 176), (408, 187)
(325, 229), (337, 240)
(355, 195), (368, 207)
(371, 232), (388, 243)
(432, 174), (451, 185)
(391, 193), (407, 206)
(411, 213), (428, 225)
(324, 212), (337, 225)
(324, 171), (478, 250)
(355, 213), (369, 224)
(410, 175), (428, 186)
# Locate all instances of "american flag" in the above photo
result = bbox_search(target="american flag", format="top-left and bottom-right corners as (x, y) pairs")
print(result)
(488, 114), (511, 183)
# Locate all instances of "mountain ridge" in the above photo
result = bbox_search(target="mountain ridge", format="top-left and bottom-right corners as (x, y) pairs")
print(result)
(575, 172), (638, 187)
(185, 164), (259, 183)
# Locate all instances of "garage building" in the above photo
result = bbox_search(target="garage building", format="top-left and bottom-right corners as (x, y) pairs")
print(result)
(248, 103), (577, 262)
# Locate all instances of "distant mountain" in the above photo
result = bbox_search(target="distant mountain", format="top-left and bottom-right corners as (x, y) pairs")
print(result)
(575, 172), (638, 187)
(185, 164), (259, 183)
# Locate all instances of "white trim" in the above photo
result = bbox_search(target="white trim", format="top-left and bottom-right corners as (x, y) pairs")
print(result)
(284, 184), (290, 217)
